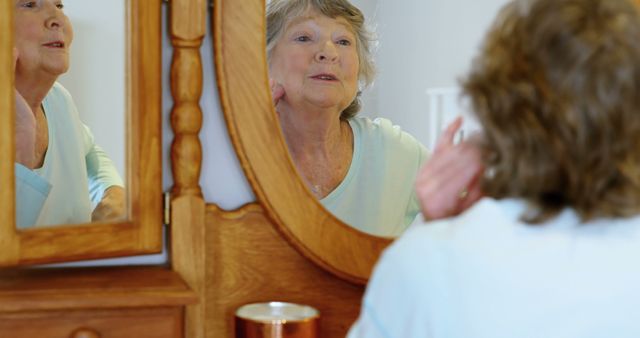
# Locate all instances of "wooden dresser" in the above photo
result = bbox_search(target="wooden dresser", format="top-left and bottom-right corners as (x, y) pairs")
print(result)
(0, 266), (197, 338)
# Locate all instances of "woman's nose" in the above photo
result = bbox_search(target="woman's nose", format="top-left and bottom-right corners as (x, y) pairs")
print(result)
(315, 42), (338, 62)
(44, 6), (65, 30)
(45, 15), (64, 30)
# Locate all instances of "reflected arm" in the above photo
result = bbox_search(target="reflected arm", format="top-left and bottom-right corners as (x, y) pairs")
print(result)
(83, 125), (124, 202)
(83, 125), (125, 221)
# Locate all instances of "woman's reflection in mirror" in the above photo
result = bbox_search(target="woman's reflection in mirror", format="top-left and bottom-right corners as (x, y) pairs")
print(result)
(267, 0), (483, 237)
(13, 0), (124, 228)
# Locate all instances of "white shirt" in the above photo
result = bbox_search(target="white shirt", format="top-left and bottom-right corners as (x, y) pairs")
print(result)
(15, 82), (123, 228)
(348, 198), (640, 338)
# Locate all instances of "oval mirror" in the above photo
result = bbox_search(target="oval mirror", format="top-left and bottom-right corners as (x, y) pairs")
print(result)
(214, 0), (390, 285)
(265, 0), (430, 238)
(264, 0), (503, 239)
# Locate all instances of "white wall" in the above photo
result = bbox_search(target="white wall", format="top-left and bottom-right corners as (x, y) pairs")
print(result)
(57, 0), (126, 179)
(162, 7), (254, 209)
(352, 0), (509, 148)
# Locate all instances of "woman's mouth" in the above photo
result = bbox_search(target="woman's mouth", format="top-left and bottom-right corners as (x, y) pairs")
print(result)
(311, 73), (338, 81)
(43, 41), (65, 48)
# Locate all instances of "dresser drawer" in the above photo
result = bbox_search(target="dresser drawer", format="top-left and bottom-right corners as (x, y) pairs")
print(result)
(0, 306), (184, 338)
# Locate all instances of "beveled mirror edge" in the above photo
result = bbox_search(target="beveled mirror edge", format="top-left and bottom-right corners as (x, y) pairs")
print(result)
(213, 0), (392, 285)
(0, 0), (162, 267)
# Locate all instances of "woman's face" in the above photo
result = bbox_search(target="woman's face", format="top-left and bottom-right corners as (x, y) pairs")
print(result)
(269, 10), (359, 114)
(14, 0), (73, 79)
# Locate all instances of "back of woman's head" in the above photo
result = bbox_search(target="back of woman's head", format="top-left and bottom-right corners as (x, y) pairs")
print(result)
(463, 0), (640, 223)
(266, 0), (375, 120)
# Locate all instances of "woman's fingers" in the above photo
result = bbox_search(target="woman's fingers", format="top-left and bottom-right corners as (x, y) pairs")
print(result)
(453, 151), (485, 213)
(269, 78), (285, 106)
(458, 169), (484, 212)
(416, 140), (484, 220)
(13, 47), (20, 72)
(416, 152), (464, 219)
(433, 116), (463, 154)
(92, 186), (126, 222)
(13, 48), (18, 71)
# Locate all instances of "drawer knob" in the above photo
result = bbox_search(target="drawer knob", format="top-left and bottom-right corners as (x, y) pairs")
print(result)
(70, 327), (101, 338)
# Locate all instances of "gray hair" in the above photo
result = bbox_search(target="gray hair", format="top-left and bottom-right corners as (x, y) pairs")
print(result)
(266, 0), (376, 120)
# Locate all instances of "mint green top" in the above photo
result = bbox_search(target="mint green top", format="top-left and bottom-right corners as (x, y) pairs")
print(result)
(15, 82), (123, 228)
(320, 117), (428, 237)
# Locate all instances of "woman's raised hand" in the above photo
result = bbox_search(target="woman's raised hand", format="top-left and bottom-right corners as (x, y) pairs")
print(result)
(13, 48), (37, 169)
(270, 78), (285, 107)
(91, 186), (126, 222)
(415, 116), (485, 220)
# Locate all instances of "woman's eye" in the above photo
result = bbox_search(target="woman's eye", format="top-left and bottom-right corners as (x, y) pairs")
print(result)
(337, 39), (352, 46)
(294, 35), (311, 42)
(21, 1), (36, 8)
(56, 3), (64, 9)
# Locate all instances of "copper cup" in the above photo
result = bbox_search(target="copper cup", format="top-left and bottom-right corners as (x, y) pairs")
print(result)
(235, 302), (320, 338)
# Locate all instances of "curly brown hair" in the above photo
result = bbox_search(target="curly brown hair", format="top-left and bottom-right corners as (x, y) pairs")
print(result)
(462, 0), (640, 223)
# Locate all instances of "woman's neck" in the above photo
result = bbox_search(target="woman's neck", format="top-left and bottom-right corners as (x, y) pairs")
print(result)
(277, 104), (354, 198)
(278, 104), (347, 158)
(15, 73), (56, 113)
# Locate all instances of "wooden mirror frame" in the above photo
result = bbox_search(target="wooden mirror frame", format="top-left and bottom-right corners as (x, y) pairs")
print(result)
(0, 0), (162, 267)
(214, 0), (392, 285)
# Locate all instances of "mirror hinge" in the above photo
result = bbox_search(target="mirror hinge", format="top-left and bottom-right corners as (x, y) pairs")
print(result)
(163, 191), (171, 226)
(162, 0), (214, 8)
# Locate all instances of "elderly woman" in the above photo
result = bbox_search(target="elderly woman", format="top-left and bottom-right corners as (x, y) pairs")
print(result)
(14, 0), (124, 228)
(267, 0), (483, 236)
(349, 0), (640, 336)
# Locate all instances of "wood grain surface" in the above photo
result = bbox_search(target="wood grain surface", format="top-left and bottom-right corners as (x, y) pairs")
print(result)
(206, 203), (365, 338)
